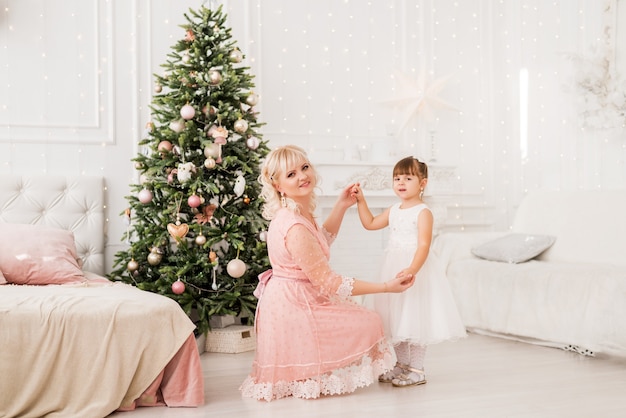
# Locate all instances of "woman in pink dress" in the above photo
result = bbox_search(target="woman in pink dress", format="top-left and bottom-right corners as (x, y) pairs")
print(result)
(239, 145), (415, 402)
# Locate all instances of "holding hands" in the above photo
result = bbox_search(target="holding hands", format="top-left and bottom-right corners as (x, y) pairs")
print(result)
(384, 272), (415, 293)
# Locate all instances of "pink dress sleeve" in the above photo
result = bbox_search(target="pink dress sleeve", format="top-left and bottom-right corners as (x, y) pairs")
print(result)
(285, 224), (354, 299)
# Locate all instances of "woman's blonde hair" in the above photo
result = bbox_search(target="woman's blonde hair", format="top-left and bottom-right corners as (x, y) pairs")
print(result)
(258, 145), (319, 220)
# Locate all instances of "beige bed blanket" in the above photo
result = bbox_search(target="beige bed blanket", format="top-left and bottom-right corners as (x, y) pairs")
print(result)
(0, 280), (198, 418)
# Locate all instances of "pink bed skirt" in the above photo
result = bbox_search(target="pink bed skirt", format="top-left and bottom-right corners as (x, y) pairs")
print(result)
(117, 334), (205, 411)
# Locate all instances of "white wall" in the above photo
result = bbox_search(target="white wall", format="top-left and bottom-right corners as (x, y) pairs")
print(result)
(1, 0), (624, 277)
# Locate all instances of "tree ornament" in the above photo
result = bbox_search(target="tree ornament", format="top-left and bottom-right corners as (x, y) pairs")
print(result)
(147, 247), (163, 266)
(167, 221), (189, 241)
(211, 126), (228, 144)
(185, 29), (195, 42)
(234, 174), (246, 197)
(158, 140), (173, 153)
(227, 258), (246, 278)
(180, 104), (195, 120)
(154, 83), (162, 93)
(229, 48), (243, 63)
(176, 162), (195, 182)
(209, 69), (222, 85)
(246, 136), (260, 150)
(127, 259), (139, 271)
(134, 161), (144, 170)
(182, 53), (191, 64)
(204, 143), (220, 158)
(188, 194), (202, 208)
(234, 119), (248, 134)
(204, 157), (216, 169)
(138, 189), (153, 204)
(172, 279), (186, 295)
(195, 233), (206, 245)
(242, 195), (251, 205)
(246, 92), (259, 106)
(194, 204), (217, 225)
(169, 119), (185, 133)
(259, 230), (268, 242)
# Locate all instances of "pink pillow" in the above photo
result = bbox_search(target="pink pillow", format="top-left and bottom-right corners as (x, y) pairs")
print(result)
(0, 223), (85, 285)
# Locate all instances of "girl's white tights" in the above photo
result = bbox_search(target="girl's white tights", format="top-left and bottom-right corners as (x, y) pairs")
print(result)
(396, 341), (427, 371)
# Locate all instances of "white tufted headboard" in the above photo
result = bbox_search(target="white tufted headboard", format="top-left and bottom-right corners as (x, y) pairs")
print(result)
(0, 176), (106, 275)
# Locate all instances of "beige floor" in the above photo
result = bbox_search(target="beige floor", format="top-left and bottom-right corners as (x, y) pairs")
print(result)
(109, 333), (626, 418)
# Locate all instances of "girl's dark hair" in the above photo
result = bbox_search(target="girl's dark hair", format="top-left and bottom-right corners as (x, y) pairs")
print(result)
(393, 156), (428, 179)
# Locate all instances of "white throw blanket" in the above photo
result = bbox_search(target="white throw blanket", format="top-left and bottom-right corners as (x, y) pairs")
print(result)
(0, 280), (196, 418)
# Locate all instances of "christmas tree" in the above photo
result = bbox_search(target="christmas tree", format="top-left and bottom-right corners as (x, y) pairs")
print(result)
(109, 5), (270, 335)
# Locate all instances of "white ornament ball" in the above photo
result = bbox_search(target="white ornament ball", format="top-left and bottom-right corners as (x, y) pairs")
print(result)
(204, 157), (216, 169)
(246, 136), (260, 150)
(246, 93), (259, 107)
(154, 84), (162, 93)
(138, 189), (153, 204)
(195, 234), (206, 245)
(234, 119), (248, 133)
(226, 259), (246, 278)
(169, 119), (185, 133)
(180, 104), (195, 120)
(259, 230), (268, 242)
(204, 143), (220, 158)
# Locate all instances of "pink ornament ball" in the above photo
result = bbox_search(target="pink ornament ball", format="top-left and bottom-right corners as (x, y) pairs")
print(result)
(180, 104), (195, 120)
(246, 136), (260, 150)
(188, 194), (201, 208)
(172, 280), (186, 295)
(138, 188), (153, 204)
(158, 140), (173, 152)
(226, 259), (247, 278)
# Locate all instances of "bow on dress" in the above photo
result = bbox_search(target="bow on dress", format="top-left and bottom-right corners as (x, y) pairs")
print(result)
(253, 269), (273, 299)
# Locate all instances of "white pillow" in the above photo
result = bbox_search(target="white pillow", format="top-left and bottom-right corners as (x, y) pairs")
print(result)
(471, 233), (556, 264)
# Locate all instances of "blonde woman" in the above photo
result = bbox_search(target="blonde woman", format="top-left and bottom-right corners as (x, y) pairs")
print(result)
(240, 145), (414, 402)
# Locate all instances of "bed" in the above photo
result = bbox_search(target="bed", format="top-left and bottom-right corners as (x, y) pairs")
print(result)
(0, 176), (204, 418)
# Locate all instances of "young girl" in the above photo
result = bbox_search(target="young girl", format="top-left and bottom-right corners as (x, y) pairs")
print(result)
(352, 156), (466, 387)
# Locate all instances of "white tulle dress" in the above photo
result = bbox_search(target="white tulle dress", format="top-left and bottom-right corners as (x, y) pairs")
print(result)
(366, 202), (467, 345)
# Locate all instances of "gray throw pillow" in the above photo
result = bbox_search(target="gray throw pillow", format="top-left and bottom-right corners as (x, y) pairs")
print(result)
(471, 233), (556, 263)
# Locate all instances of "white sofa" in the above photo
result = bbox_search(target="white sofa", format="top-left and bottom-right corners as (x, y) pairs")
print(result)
(433, 190), (626, 357)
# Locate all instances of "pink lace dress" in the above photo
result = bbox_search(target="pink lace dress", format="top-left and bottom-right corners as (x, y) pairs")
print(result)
(239, 208), (395, 401)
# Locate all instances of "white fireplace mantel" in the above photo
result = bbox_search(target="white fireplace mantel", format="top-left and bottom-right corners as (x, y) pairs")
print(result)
(316, 161), (458, 198)
(315, 161), (458, 234)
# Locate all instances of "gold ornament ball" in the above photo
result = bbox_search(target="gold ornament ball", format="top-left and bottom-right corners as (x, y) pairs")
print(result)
(127, 259), (139, 271)
(204, 157), (216, 169)
(229, 49), (243, 63)
(209, 70), (222, 85)
(226, 259), (247, 278)
(147, 252), (162, 266)
(246, 93), (259, 106)
(234, 119), (248, 133)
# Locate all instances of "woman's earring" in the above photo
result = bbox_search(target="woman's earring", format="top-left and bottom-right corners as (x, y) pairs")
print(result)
(280, 192), (287, 207)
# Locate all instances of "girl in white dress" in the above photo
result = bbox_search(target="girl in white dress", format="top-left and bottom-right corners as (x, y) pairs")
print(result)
(352, 156), (466, 387)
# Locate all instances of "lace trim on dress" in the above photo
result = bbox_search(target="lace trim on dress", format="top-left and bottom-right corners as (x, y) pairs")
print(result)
(336, 275), (355, 299)
(240, 340), (395, 402)
(321, 226), (337, 245)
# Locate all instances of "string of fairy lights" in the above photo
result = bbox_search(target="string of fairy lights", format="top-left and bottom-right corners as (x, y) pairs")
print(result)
(1, 0), (624, 237)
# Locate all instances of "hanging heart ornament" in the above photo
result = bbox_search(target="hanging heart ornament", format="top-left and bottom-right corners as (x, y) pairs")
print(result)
(167, 222), (189, 240)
